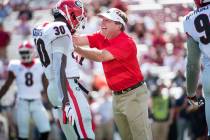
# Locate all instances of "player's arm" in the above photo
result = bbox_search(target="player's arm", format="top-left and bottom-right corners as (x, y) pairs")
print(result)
(52, 36), (74, 124)
(74, 46), (114, 62)
(0, 71), (15, 99)
(41, 74), (48, 94)
(72, 35), (89, 46)
(186, 36), (201, 97)
(51, 37), (69, 105)
(41, 74), (51, 106)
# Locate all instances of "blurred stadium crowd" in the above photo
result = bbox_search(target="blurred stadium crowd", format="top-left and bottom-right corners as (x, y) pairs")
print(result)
(0, 0), (208, 140)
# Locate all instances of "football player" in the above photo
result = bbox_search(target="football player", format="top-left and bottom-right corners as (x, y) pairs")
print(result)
(0, 41), (51, 140)
(32, 0), (95, 140)
(183, 0), (210, 138)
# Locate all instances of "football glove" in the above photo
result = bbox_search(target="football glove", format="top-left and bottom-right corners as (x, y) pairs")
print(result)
(62, 103), (75, 125)
(187, 95), (204, 107)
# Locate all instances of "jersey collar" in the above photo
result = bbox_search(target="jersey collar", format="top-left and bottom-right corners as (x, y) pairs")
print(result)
(21, 60), (35, 68)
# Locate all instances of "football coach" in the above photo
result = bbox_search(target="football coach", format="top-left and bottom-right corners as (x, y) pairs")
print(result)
(73, 8), (153, 140)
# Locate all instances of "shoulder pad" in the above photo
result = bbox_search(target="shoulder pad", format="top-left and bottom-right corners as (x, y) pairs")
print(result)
(184, 11), (194, 21)
(34, 58), (41, 64)
(9, 60), (21, 66)
(44, 22), (70, 38)
(33, 21), (71, 44)
(40, 21), (71, 44)
(8, 60), (21, 71)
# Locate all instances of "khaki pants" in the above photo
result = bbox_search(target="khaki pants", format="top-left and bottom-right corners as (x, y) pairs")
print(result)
(95, 120), (113, 140)
(113, 84), (153, 140)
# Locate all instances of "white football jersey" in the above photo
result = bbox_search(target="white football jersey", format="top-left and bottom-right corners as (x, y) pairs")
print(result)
(32, 21), (80, 80)
(183, 5), (210, 66)
(8, 59), (44, 99)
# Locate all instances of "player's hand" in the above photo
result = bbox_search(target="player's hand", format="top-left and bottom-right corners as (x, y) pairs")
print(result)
(73, 45), (81, 53)
(187, 95), (204, 107)
(62, 102), (75, 125)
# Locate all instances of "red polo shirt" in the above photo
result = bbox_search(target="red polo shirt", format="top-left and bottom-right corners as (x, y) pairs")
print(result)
(87, 32), (144, 91)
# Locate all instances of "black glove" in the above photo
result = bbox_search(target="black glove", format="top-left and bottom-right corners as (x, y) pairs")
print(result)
(187, 95), (204, 107)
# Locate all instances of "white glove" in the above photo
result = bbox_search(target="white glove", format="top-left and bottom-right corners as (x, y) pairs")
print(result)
(187, 95), (204, 107)
(62, 103), (75, 125)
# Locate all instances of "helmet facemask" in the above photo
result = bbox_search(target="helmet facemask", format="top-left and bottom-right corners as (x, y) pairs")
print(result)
(18, 42), (35, 63)
(19, 50), (33, 63)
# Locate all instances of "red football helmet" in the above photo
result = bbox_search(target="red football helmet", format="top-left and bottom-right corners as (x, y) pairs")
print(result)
(194, 0), (210, 8)
(56, 0), (86, 32)
(18, 41), (35, 63)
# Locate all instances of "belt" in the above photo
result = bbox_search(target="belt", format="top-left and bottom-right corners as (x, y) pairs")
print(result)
(113, 81), (144, 95)
(19, 98), (36, 102)
(74, 79), (89, 95)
